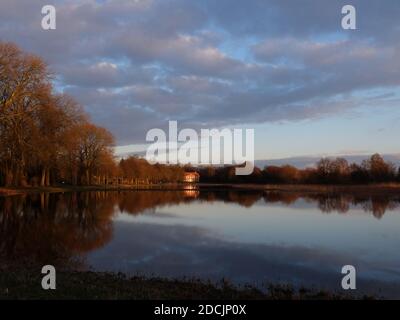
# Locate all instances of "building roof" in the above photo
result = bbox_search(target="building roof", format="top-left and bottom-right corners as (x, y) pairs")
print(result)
(183, 171), (200, 176)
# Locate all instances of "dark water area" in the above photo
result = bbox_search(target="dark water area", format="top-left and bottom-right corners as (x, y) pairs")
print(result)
(1, 187), (400, 297)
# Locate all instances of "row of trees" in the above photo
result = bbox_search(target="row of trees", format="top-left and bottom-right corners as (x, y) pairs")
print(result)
(198, 154), (400, 184)
(0, 42), (116, 187)
(119, 157), (185, 184)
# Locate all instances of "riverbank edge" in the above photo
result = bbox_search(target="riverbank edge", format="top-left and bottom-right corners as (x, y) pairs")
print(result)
(1, 183), (400, 196)
(0, 269), (369, 300)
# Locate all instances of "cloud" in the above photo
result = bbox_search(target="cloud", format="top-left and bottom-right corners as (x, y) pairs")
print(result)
(0, 0), (399, 145)
(59, 62), (155, 88)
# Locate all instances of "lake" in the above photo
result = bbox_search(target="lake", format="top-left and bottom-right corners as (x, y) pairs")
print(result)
(1, 187), (400, 298)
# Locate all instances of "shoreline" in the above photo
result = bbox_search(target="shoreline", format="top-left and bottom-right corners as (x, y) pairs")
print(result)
(1, 183), (400, 196)
(0, 269), (368, 300)
(224, 183), (400, 196)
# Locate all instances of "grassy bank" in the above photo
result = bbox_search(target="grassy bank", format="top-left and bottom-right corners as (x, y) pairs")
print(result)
(0, 184), (186, 196)
(0, 269), (366, 300)
(2, 182), (400, 196)
(226, 183), (400, 196)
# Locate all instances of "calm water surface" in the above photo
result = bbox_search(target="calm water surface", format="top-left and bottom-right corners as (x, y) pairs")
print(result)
(1, 188), (400, 297)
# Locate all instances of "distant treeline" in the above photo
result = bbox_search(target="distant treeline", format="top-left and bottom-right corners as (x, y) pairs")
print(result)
(119, 157), (185, 184)
(198, 153), (400, 184)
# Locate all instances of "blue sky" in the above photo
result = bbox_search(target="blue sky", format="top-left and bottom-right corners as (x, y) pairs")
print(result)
(1, 0), (399, 161)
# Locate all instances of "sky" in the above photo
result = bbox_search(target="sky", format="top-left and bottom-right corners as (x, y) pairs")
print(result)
(1, 0), (400, 161)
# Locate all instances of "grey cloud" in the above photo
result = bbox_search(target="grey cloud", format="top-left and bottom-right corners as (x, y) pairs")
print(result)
(202, 0), (400, 42)
(0, 0), (399, 145)
(59, 62), (155, 88)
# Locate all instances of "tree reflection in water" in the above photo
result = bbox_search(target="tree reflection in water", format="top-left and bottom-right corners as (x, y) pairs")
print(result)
(0, 189), (399, 269)
(0, 192), (114, 269)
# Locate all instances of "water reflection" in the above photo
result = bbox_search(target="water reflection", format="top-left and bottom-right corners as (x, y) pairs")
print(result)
(262, 191), (400, 219)
(1, 189), (398, 266)
(0, 192), (114, 269)
(1, 189), (400, 297)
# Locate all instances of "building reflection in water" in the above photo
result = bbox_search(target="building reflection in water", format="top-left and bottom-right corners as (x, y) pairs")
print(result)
(183, 184), (200, 198)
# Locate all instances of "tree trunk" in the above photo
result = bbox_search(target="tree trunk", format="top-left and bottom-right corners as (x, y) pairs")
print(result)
(45, 168), (50, 186)
(40, 168), (46, 187)
(85, 168), (90, 185)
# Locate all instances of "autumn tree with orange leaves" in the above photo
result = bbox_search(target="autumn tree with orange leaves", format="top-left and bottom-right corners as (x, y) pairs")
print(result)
(0, 42), (115, 186)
